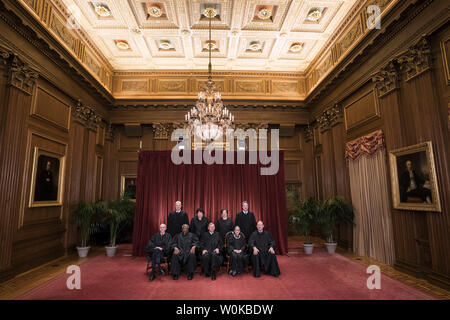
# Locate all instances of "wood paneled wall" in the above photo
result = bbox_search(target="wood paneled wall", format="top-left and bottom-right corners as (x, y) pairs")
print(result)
(0, 16), (109, 280)
(304, 0), (450, 289)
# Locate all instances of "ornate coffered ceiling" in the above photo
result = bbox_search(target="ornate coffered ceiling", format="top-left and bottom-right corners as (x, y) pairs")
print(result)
(55, 0), (358, 72)
(15, 0), (397, 101)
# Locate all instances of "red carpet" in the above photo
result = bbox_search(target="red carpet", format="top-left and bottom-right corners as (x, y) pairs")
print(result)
(16, 244), (436, 300)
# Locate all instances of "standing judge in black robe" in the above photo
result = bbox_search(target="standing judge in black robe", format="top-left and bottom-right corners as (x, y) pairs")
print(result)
(170, 224), (199, 280)
(167, 201), (189, 237)
(217, 209), (234, 242)
(249, 221), (281, 278)
(234, 201), (257, 240)
(200, 223), (223, 280)
(226, 226), (248, 277)
(190, 208), (209, 239)
(145, 224), (172, 281)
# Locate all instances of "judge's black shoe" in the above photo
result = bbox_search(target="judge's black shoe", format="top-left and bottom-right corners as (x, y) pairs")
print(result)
(253, 273), (260, 278)
(205, 272), (210, 278)
(188, 273), (194, 280)
(231, 271), (237, 277)
(149, 273), (156, 282)
(211, 273), (216, 281)
(173, 274), (179, 280)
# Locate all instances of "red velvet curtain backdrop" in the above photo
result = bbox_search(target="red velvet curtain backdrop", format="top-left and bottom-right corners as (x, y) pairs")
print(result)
(132, 150), (288, 256)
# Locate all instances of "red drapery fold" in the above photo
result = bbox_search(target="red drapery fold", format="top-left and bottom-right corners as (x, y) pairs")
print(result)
(132, 150), (288, 256)
(345, 130), (385, 161)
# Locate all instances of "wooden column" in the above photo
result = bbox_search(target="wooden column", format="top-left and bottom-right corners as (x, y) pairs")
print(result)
(0, 51), (38, 278)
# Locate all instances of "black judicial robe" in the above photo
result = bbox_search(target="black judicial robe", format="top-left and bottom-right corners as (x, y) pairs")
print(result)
(217, 218), (234, 241)
(249, 230), (281, 277)
(234, 211), (257, 240)
(199, 231), (223, 274)
(190, 217), (209, 238)
(226, 233), (248, 273)
(145, 232), (172, 256)
(200, 231), (223, 253)
(167, 210), (189, 237)
(170, 232), (199, 274)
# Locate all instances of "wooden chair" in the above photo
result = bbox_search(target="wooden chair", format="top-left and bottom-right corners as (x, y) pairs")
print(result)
(146, 254), (171, 275)
(224, 231), (248, 274)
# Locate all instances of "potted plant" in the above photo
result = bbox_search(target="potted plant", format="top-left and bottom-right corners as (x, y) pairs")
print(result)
(289, 197), (320, 254)
(71, 201), (99, 258)
(97, 197), (135, 257)
(319, 196), (354, 254)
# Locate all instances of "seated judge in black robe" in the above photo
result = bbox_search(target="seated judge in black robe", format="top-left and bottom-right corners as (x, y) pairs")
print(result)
(217, 209), (234, 242)
(200, 223), (223, 280)
(226, 226), (248, 277)
(234, 201), (257, 240)
(190, 208), (209, 239)
(145, 224), (172, 281)
(249, 221), (281, 278)
(167, 201), (189, 237)
(170, 224), (199, 280)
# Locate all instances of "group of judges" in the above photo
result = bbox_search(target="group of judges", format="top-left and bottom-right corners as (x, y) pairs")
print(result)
(145, 201), (281, 281)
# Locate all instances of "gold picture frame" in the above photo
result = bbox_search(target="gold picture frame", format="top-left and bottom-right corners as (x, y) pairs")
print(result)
(389, 141), (441, 212)
(29, 147), (65, 207)
(120, 174), (137, 202)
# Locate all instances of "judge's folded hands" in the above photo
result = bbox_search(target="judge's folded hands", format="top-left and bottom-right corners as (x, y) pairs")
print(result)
(174, 247), (180, 254)
(253, 247), (259, 255)
(268, 247), (275, 254)
(190, 246), (196, 254)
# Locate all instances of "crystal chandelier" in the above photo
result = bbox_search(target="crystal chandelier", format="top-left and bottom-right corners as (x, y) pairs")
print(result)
(184, 8), (234, 143)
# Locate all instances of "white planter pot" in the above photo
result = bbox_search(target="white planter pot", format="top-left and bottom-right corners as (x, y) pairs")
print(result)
(105, 246), (118, 257)
(325, 242), (337, 254)
(303, 243), (314, 255)
(77, 246), (90, 258)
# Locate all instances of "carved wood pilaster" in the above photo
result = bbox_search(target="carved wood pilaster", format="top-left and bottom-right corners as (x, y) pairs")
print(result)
(72, 100), (102, 131)
(373, 61), (399, 98)
(397, 36), (432, 81)
(152, 123), (173, 140)
(105, 123), (115, 142)
(303, 126), (313, 142)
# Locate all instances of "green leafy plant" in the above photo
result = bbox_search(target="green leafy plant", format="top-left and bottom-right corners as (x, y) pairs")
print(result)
(97, 197), (135, 247)
(71, 201), (101, 248)
(289, 197), (320, 244)
(318, 196), (354, 244)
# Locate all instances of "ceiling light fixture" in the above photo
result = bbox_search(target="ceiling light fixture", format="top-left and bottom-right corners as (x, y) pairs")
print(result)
(248, 41), (262, 52)
(159, 40), (172, 50)
(115, 40), (130, 50)
(184, 8), (234, 143)
(258, 8), (272, 20)
(148, 5), (163, 18)
(289, 42), (304, 53)
(307, 8), (323, 22)
(202, 7), (218, 19)
(93, 3), (111, 17)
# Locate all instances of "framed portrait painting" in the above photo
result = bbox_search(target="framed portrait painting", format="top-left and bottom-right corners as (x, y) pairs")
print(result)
(389, 141), (441, 212)
(29, 147), (65, 207)
(121, 174), (137, 202)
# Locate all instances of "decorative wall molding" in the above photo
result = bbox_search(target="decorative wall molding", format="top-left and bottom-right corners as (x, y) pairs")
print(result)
(105, 123), (115, 142)
(373, 61), (399, 98)
(317, 104), (343, 132)
(71, 100), (102, 131)
(8, 54), (39, 94)
(152, 123), (172, 140)
(303, 126), (313, 142)
(0, 46), (39, 94)
(397, 36), (432, 82)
